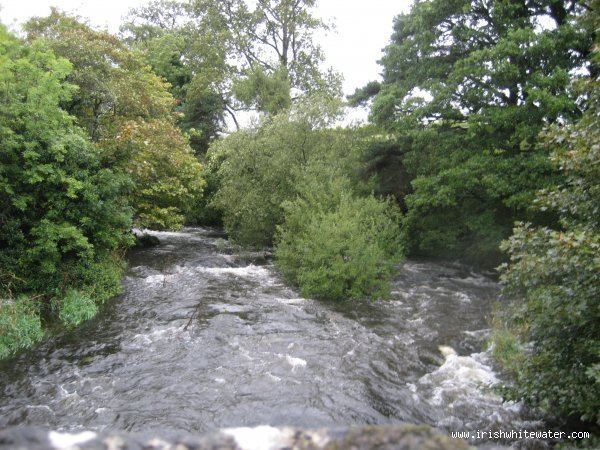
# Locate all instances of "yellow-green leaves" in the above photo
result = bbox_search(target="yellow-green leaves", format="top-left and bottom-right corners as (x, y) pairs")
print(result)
(111, 118), (205, 230)
(24, 13), (206, 231)
(0, 298), (44, 359)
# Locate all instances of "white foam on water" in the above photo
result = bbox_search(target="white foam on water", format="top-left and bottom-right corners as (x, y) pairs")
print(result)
(453, 275), (497, 287)
(391, 289), (411, 299)
(26, 404), (53, 411)
(49, 431), (96, 449)
(266, 372), (282, 382)
(454, 292), (472, 303)
(223, 426), (295, 450)
(394, 334), (415, 345)
(419, 346), (499, 407)
(438, 345), (457, 358)
(136, 229), (194, 238)
(344, 345), (357, 357)
(198, 265), (271, 279)
(58, 385), (78, 399)
(143, 273), (167, 284)
(285, 354), (307, 370)
(129, 326), (190, 348)
(463, 329), (491, 339)
(209, 303), (249, 313)
(276, 297), (305, 305)
(401, 263), (425, 272)
(239, 347), (254, 360)
(214, 378), (226, 384)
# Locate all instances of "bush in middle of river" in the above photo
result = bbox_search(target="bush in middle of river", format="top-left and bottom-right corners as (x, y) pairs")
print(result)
(275, 177), (404, 301)
(206, 101), (405, 301)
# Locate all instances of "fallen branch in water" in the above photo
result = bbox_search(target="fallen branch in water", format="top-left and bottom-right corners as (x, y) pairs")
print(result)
(183, 301), (202, 331)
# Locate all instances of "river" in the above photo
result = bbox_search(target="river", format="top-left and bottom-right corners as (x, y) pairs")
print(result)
(0, 227), (543, 446)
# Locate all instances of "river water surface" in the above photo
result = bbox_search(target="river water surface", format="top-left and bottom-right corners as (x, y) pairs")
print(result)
(0, 228), (542, 446)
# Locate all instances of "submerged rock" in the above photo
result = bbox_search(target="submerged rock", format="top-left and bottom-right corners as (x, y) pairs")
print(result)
(134, 233), (160, 248)
(0, 424), (471, 450)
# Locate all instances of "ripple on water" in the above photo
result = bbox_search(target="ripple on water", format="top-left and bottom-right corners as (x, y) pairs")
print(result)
(0, 228), (544, 445)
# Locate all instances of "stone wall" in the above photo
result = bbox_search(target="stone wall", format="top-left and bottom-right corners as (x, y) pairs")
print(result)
(0, 424), (473, 450)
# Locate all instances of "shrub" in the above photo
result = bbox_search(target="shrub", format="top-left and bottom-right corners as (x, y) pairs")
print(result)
(275, 179), (404, 300)
(208, 100), (403, 301)
(494, 76), (600, 424)
(0, 298), (44, 359)
(55, 290), (99, 328)
(68, 254), (127, 304)
(209, 118), (311, 247)
(188, 148), (227, 226)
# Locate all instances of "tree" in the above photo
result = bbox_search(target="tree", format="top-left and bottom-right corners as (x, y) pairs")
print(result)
(208, 96), (353, 247)
(122, 0), (232, 152)
(207, 96), (404, 300)
(0, 26), (131, 356)
(107, 119), (206, 230)
(494, 70), (600, 425)
(351, 0), (595, 266)
(122, 0), (341, 145)
(215, 0), (341, 105)
(25, 11), (205, 229)
(25, 10), (174, 141)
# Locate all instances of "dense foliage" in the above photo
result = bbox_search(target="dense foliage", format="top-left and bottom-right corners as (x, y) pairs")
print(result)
(351, 0), (599, 433)
(208, 98), (404, 298)
(209, 98), (350, 247)
(276, 177), (403, 300)
(106, 119), (205, 230)
(0, 27), (132, 356)
(351, 0), (594, 267)
(493, 74), (600, 425)
(121, 0), (230, 152)
(1, 12), (207, 357)
(25, 11), (205, 229)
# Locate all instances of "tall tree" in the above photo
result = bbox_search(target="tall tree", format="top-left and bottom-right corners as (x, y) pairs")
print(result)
(25, 11), (205, 229)
(351, 0), (595, 266)
(122, 0), (232, 152)
(122, 0), (340, 147)
(492, 0), (600, 427)
(25, 10), (174, 141)
(214, 0), (341, 101)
